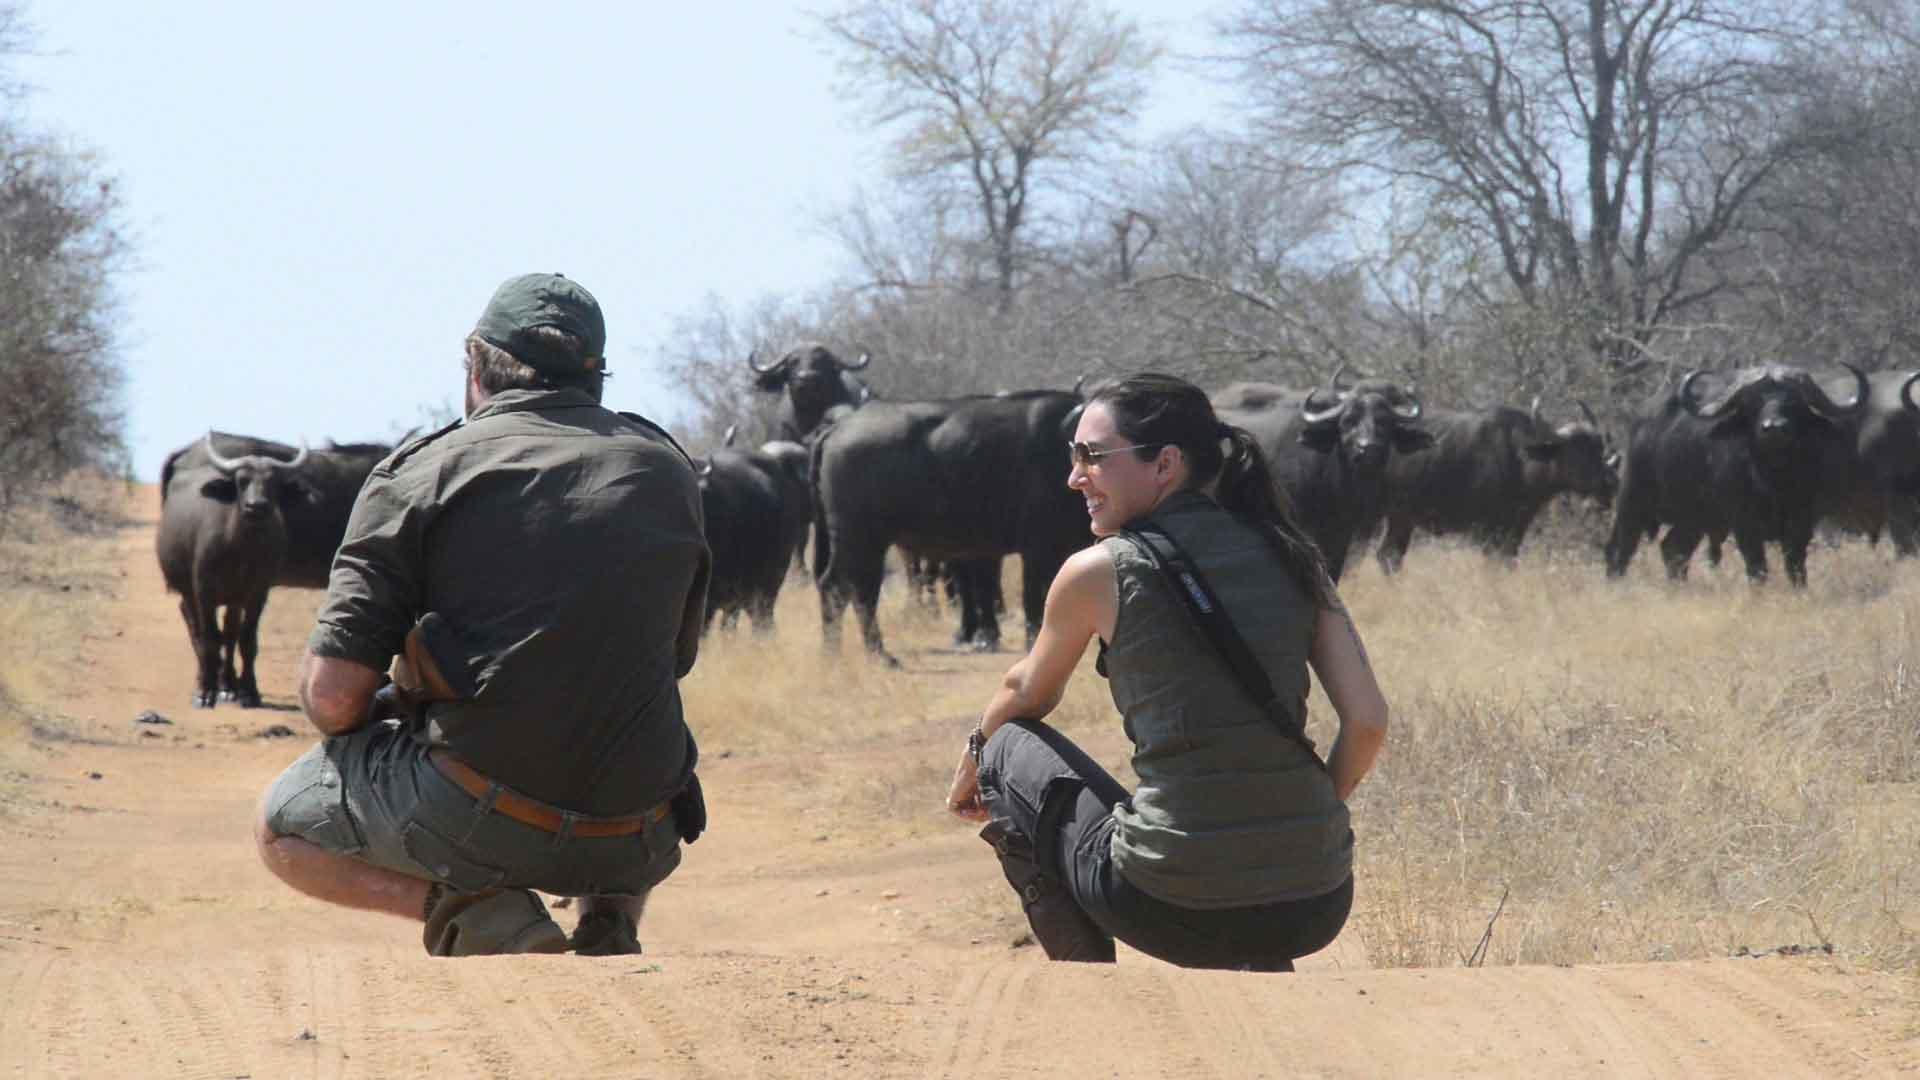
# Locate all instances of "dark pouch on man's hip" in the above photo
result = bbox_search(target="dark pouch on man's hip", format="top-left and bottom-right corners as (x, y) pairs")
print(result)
(670, 772), (707, 844)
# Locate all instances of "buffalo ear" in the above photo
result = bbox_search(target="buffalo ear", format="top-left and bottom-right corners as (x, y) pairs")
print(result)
(1392, 426), (1436, 453)
(1523, 439), (1563, 461)
(278, 477), (322, 507)
(199, 476), (238, 502)
(1297, 424), (1340, 452)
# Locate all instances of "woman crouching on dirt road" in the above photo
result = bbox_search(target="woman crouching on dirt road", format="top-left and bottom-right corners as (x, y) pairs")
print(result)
(945, 373), (1389, 970)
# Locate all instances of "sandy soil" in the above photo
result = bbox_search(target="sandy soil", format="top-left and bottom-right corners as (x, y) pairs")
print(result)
(0, 494), (1914, 1078)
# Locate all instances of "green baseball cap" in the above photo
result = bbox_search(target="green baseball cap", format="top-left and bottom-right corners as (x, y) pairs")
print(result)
(473, 272), (608, 376)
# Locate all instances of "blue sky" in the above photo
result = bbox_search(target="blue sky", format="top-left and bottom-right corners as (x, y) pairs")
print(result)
(15, 2), (1228, 477)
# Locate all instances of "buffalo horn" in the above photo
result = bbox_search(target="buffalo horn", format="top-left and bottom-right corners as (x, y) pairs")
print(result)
(1679, 368), (1754, 419)
(1805, 363), (1870, 419)
(1301, 362), (1352, 424)
(1901, 371), (1920, 414)
(1300, 389), (1348, 425)
(1529, 395), (1542, 427)
(1577, 399), (1599, 427)
(722, 424), (738, 448)
(202, 432), (243, 474)
(745, 348), (782, 375)
(283, 441), (309, 469)
(841, 349), (872, 371)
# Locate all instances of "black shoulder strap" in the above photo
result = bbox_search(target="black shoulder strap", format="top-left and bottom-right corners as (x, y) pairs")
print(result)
(1120, 521), (1323, 765)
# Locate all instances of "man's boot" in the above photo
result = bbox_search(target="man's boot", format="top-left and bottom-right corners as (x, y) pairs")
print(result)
(423, 888), (569, 957)
(569, 911), (643, 956)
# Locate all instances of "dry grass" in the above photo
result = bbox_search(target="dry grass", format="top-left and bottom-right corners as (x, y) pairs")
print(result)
(0, 474), (135, 805)
(1336, 538), (1920, 973)
(686, 535), (1920, 975)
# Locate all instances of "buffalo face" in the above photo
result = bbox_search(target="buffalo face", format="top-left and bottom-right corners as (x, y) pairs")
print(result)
(1299, 367), (1431, 470)
(199, 435), (314, 527)
(1524, 400), (1617, 502)
(1682, 364), (1867, 453)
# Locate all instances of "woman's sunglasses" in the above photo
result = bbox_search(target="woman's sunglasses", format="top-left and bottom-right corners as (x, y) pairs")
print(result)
(1068, 441), (1164, 467)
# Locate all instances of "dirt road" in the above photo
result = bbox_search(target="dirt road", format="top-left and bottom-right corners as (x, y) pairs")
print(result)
(0, 497), (1913, 1077)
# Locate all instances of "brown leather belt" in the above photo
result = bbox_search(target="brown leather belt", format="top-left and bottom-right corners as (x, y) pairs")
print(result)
(428, 749), (669, 838)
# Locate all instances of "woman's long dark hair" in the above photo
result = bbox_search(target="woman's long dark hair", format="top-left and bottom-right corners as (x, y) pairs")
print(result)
(1089, 373), (1336, 609)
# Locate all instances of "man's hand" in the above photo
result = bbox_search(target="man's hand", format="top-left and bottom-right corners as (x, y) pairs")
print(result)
(298, 652), (385, 736)
(946, 751), (987, 822)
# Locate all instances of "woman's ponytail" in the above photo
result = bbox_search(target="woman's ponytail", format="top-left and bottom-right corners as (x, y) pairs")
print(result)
(1216, 424), (1336, 610)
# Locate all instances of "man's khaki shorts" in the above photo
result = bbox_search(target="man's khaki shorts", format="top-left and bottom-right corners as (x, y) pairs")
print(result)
(263, 721), (682, 897)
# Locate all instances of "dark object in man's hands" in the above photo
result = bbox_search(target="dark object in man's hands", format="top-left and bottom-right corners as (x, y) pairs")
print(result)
(390, 613), (479, 704)
(671, 773), (707, 844)
(367, 682), (418, 724)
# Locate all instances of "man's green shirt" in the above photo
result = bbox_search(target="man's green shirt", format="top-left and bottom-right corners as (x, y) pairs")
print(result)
(309, 387), (710, 816)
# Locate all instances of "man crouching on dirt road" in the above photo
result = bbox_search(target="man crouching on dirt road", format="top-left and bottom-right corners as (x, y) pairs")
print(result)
(254, 273), (710, 957)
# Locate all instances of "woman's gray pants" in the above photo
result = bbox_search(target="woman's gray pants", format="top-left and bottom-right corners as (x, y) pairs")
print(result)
(976, 719), (1353, 971)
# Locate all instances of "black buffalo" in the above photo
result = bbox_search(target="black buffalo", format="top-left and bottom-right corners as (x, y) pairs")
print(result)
(1375, 399), (1618, 572)
(1818, 370), (1920, 554)
(161, 432), (392, 587)
(698, 437), (812, 634)
(158, 433), (392, 706)
(810, 391), (1087, 663)
(749, 343), (872, 443)
(1216, 368), (1434, 580)
(1606, 364), (1868, 586)
(157, 435), (314, 708)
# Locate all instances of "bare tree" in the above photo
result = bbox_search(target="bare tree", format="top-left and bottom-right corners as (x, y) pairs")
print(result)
(814, 0), (1160, 304)
(1709, 10), (1920, 366)
(1220, 0), (1870, 386)
(0, 6), (129, 521)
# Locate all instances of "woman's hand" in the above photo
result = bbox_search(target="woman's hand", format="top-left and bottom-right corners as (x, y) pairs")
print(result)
(946, 750), (988, 822)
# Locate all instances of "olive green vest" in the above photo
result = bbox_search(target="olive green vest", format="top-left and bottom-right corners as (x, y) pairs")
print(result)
(1104, 491), (1353, 907)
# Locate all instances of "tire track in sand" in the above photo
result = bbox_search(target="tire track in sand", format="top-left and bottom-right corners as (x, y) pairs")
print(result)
(0, 952), (59, 1077)
(924, 956), (1034, 1080)
(543, 971), (701, 1079)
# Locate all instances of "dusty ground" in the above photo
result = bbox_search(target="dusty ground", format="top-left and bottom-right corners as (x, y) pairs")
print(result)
(0, 492), (1914, 1077)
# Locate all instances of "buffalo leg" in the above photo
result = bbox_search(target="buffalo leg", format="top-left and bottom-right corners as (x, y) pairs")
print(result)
(1604, 526), (1638, 579)
(236, 591), (267, 708)
(747, 590), (776, 636)
(189, 585), (223, 708)
(1658, 526), (1702, 581)
(848, 544), (896, 665)
(177, 595), (219, 710)
(1375, 515), (1413, 575)
(814, 526), (849, 651)
(1781, 518), (1813, 588)
(1733, 527), (1770, 584)
(959, 559), (1002, 652)
(1889, 496), (1919, 558)
(217, 604), (243, 700)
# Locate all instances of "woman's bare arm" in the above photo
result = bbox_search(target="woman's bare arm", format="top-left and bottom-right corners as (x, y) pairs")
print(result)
(1308, 602), (1389, 801)
(946, 545), (1115, 818)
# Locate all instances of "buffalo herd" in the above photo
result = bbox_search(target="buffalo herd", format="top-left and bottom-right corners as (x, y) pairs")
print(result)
(159, 348), (1920, 700)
